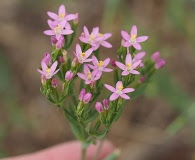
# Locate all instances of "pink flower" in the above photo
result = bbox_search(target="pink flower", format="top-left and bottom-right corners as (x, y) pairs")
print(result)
(37, 61), (59, 79)
(95, 102), (104, 113)
(151, 52), (166, 69)
(65, 70), (74, 81)
(79, 26), (112, 51)
(88, 56), (113, 76)
(104, 81), (135, 101)
(115, 53), (141, 76)
(47, 4), (78, 23)
(121, 25), (148, 50)
(77, 64), (100, 85)
(74, 44), (93, 64)
(44, 20), (73, 40)
(42, 52), (51, 66)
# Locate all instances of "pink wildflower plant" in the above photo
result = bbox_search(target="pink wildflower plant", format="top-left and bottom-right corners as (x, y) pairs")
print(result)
(115, 52), (142, 76)
(37, 61), (59, 79)
(121, 25), (148, 50)
(79, 26), (112, 51)
(74, 44), (93, 64)
(77, 64), (101, 85)
(88, 56), (113, 76)
(104, 81), (135, 101)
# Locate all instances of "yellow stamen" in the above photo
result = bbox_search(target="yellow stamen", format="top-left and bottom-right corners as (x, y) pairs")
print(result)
(118, 84), (123, 91)
(126, 63), (132, 68)
(98, 61), (104, 67)
(59, 13), (65, 19)
(54, 25), (61, 34)
(87, 72), (92, 79)
(81, 52), (85, 57)
(46, 68), (51, 73)
(131, 34), (136, 39)
(90, 34), (95, 41)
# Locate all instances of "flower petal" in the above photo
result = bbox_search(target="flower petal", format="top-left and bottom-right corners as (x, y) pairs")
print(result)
(103, 58), (110, 67)
(123, 41), (131, 47)
(121, 30), (130, 41)
(104, 84), (116, 92)
(115, 61), (126, 70)
(79, 37), (88, 43)
(121, 71), (129, 76)
(66, 14), (78, 21)
(134, 51), (146, 61)
(122, 88), (135, 93)
(125, 53), (132, 65)
(103, 68), (113, 72)
(58, 4), (65, 15)
(37, 69), (45, 76)
(116, 81), (123, 89)
(47, 12), (58, 20)
(120, 93), (130, 100)
(41, 61), (48, 71)
(103, 33), (112, 39)
(83, 26), (90, 37)
(76, 44), (82, 54)
(61, 29), (73, 35)
(136, 36), (148, 43)
(131, 25), (137, 36)
(133, 43), (141, 50)
(84, 48), (93, 58)
(77, 73), (86, 81)
(84, 64), (90, 75)
(130, 70), (140, 74)
(50, 61), (58, 73)
(91, 27), (99, 36)
(132, 60), (141, 69)
(44, 30), (55, 35)
(101, 41), (112, 48)
(109, 93), (119, 101)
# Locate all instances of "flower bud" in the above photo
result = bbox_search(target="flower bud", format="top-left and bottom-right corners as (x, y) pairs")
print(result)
(155, 59), (166, 69)
(51, 78), (57, 88)
(41, 75), (46, 85)
(111, 59), (116, 67)
(151, 52), (160, 62)
(95, 102), (104, 113)
(56, 36), (65, 50)
(42, 52), (51, 66)
(73, 13), (79, 25)
(79, 88), (86, 101)
(71, 57), (78, 67)
(58, 56), (65, 63)
(62, 50), (68, 62)
(103, 99), (109, 109)
(83, 92), (92, 104)
(140, 76), (146, 83)
(65, 70), (74, 81)
(51, 36), (57, 45)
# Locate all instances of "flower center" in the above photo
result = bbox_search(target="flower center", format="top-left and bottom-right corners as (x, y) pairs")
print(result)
(89, 34), (95, 43)
(81, 52), (85, 57)
(130, 34), (136, 43)
(46, 68), (51, 73)
(126, 63), (132, 71)
(98, 61), (104, 67)
(118, 84), (123, 91)
(59, 13), (65, 20)
(87, 72), (92, 80)
(54, 25), (61, 34)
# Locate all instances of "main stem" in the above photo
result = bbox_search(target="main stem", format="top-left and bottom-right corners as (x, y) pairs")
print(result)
(81, 143), (87, 160)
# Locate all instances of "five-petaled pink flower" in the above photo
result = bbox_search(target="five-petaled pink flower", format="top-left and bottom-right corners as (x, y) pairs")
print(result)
(74, 44), (93, 64)
(79, 26), (112, 51)
(104, 81), (135, 101)
(88, 56), (113, 76)
(115, 53), (141, 76)
(77, 64), (100, 84)
(47, 4), (78, 23)
(44, 20), (73, 40)
(37, 61), (59, 79)
(121, 25), (148, 50)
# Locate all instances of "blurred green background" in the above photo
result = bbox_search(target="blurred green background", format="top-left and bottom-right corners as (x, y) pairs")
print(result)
(0, 0), (195, 159)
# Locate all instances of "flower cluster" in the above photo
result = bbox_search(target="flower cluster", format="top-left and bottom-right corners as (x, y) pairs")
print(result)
(37, 4), (166, 157)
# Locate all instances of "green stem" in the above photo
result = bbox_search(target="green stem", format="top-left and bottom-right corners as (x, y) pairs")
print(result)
(81, 143), (87, 160)
(93, 139), (104, 160)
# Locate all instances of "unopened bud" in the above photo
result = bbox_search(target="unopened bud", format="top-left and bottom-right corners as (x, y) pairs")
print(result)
(65, 70), (74, 81)
(56, 36), (65, 50)
(58, 56), (65, 63)
(73, 13), (79, 25)
(83, 92), (92, 104)
(51, 78), (57, 88)
(95, 102), (104, 112)
(51, 36), (57, 45)
(62, 50), (68, 62)
(111, 59), (116, 68)
(103, 99), (109, 109)
(71, 57), (78, 67)
(42, 52), (51, 66)
(155, 59), (166, 69)
(79, 88), (86, 101)
(41, 75), (46, 85)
